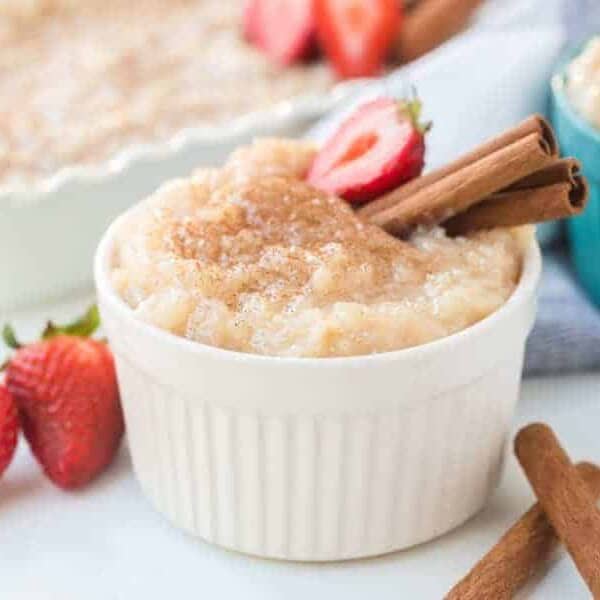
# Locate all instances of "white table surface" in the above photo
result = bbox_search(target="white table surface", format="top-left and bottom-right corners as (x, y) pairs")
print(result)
(1, 292), (598, 600)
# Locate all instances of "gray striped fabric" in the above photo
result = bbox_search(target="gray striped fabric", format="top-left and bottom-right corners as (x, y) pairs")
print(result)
(525, 238), (600, 375)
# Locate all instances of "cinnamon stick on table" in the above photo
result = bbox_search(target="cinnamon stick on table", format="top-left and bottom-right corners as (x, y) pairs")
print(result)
(515, 423), (600, 597)
(446, 461), (600, 600)
(395, 0), (485, 64)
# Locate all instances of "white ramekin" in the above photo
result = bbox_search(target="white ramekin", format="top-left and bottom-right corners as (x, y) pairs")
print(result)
(95, 213), (541, 561)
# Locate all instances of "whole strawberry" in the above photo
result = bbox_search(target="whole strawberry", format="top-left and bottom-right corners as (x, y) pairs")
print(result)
(4, 307), (124, 490)
(0, 383), (19, 478)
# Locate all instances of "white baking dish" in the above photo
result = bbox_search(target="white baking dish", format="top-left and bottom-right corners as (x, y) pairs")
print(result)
(0, 83), (364, 312)
(95, 215), (541, 561)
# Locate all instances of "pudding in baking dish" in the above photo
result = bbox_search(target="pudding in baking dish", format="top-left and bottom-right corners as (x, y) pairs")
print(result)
(110, 139), (528, 358)
(0, 0), (332, 187)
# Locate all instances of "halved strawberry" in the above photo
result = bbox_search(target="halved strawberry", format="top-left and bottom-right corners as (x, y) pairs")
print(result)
(244, 0), (316, 66)
(308, 97), (429, 203)
(243, 0), (260, 42)
(315, 0), (402, 78)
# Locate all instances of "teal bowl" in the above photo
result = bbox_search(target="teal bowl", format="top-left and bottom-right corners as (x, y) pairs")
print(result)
(551, 44), (600, 307)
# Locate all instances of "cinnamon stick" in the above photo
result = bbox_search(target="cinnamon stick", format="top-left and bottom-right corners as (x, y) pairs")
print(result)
(507, 157), (579, 191)
(515, 423), (600, 597)
(358, 115), (557, 220)
(444, 170), (588, 235)
(446, 462), (600, 600)
(394, 0), (485, 64)
(367, 132), (555, 236)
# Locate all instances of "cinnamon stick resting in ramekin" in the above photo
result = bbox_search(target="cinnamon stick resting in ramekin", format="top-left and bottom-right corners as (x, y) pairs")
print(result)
(359, 115), (557, 219)
(446, 461), (600, 600)
(358, 115), (588, 236)
(444, 159), (588, 236)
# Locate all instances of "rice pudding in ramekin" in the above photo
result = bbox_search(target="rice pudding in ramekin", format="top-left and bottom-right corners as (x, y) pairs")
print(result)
(95, 139), (540, 560)
(110, 139), (526, 357)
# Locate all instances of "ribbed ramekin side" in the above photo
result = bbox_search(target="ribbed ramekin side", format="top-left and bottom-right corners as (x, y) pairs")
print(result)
(114, 349), (523, 561)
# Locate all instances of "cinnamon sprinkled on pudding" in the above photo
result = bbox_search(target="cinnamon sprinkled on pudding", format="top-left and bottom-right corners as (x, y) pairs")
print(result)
(0, 1), (332, 187)
(111, 139), (528, 358)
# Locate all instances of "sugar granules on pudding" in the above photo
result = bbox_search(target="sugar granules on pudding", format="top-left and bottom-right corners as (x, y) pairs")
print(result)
(0, 0), (332, 187)
(110, 139), (529, 358)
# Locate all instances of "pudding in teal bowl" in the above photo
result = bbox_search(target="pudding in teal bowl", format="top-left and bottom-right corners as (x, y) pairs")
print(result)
(551, 38), (600, 307)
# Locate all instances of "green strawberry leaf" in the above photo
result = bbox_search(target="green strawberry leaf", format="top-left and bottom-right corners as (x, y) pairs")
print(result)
(398, 90), (432, 136)
(42, 305), (101, 340)
(2, 324), (22, 350)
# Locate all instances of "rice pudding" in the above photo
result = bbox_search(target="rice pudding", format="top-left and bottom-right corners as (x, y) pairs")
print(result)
(0, 0), (332, 187)
(110, 139), (528, 358)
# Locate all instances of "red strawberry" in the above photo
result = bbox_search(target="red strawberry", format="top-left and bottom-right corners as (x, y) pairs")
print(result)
(4, 307), (124, 490)
(315, 0), (402, 78)
(0, 383), (19, 479)
(244, 0), (316, 66)
(243, 0), (260, 42)
(308, 97), (429, 203)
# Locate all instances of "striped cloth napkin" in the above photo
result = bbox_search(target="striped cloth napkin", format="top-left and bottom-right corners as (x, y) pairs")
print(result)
(525, 237), (600, 376)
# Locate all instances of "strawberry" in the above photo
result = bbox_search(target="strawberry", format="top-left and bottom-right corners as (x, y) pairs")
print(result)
(244, 0), (316, 66)
(315, 0), (402, 78)
(3, 306), (124, 490)
(0, 383), (19, 479)
(243, 0), (260, 42)
(308, 97), (430, 203)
